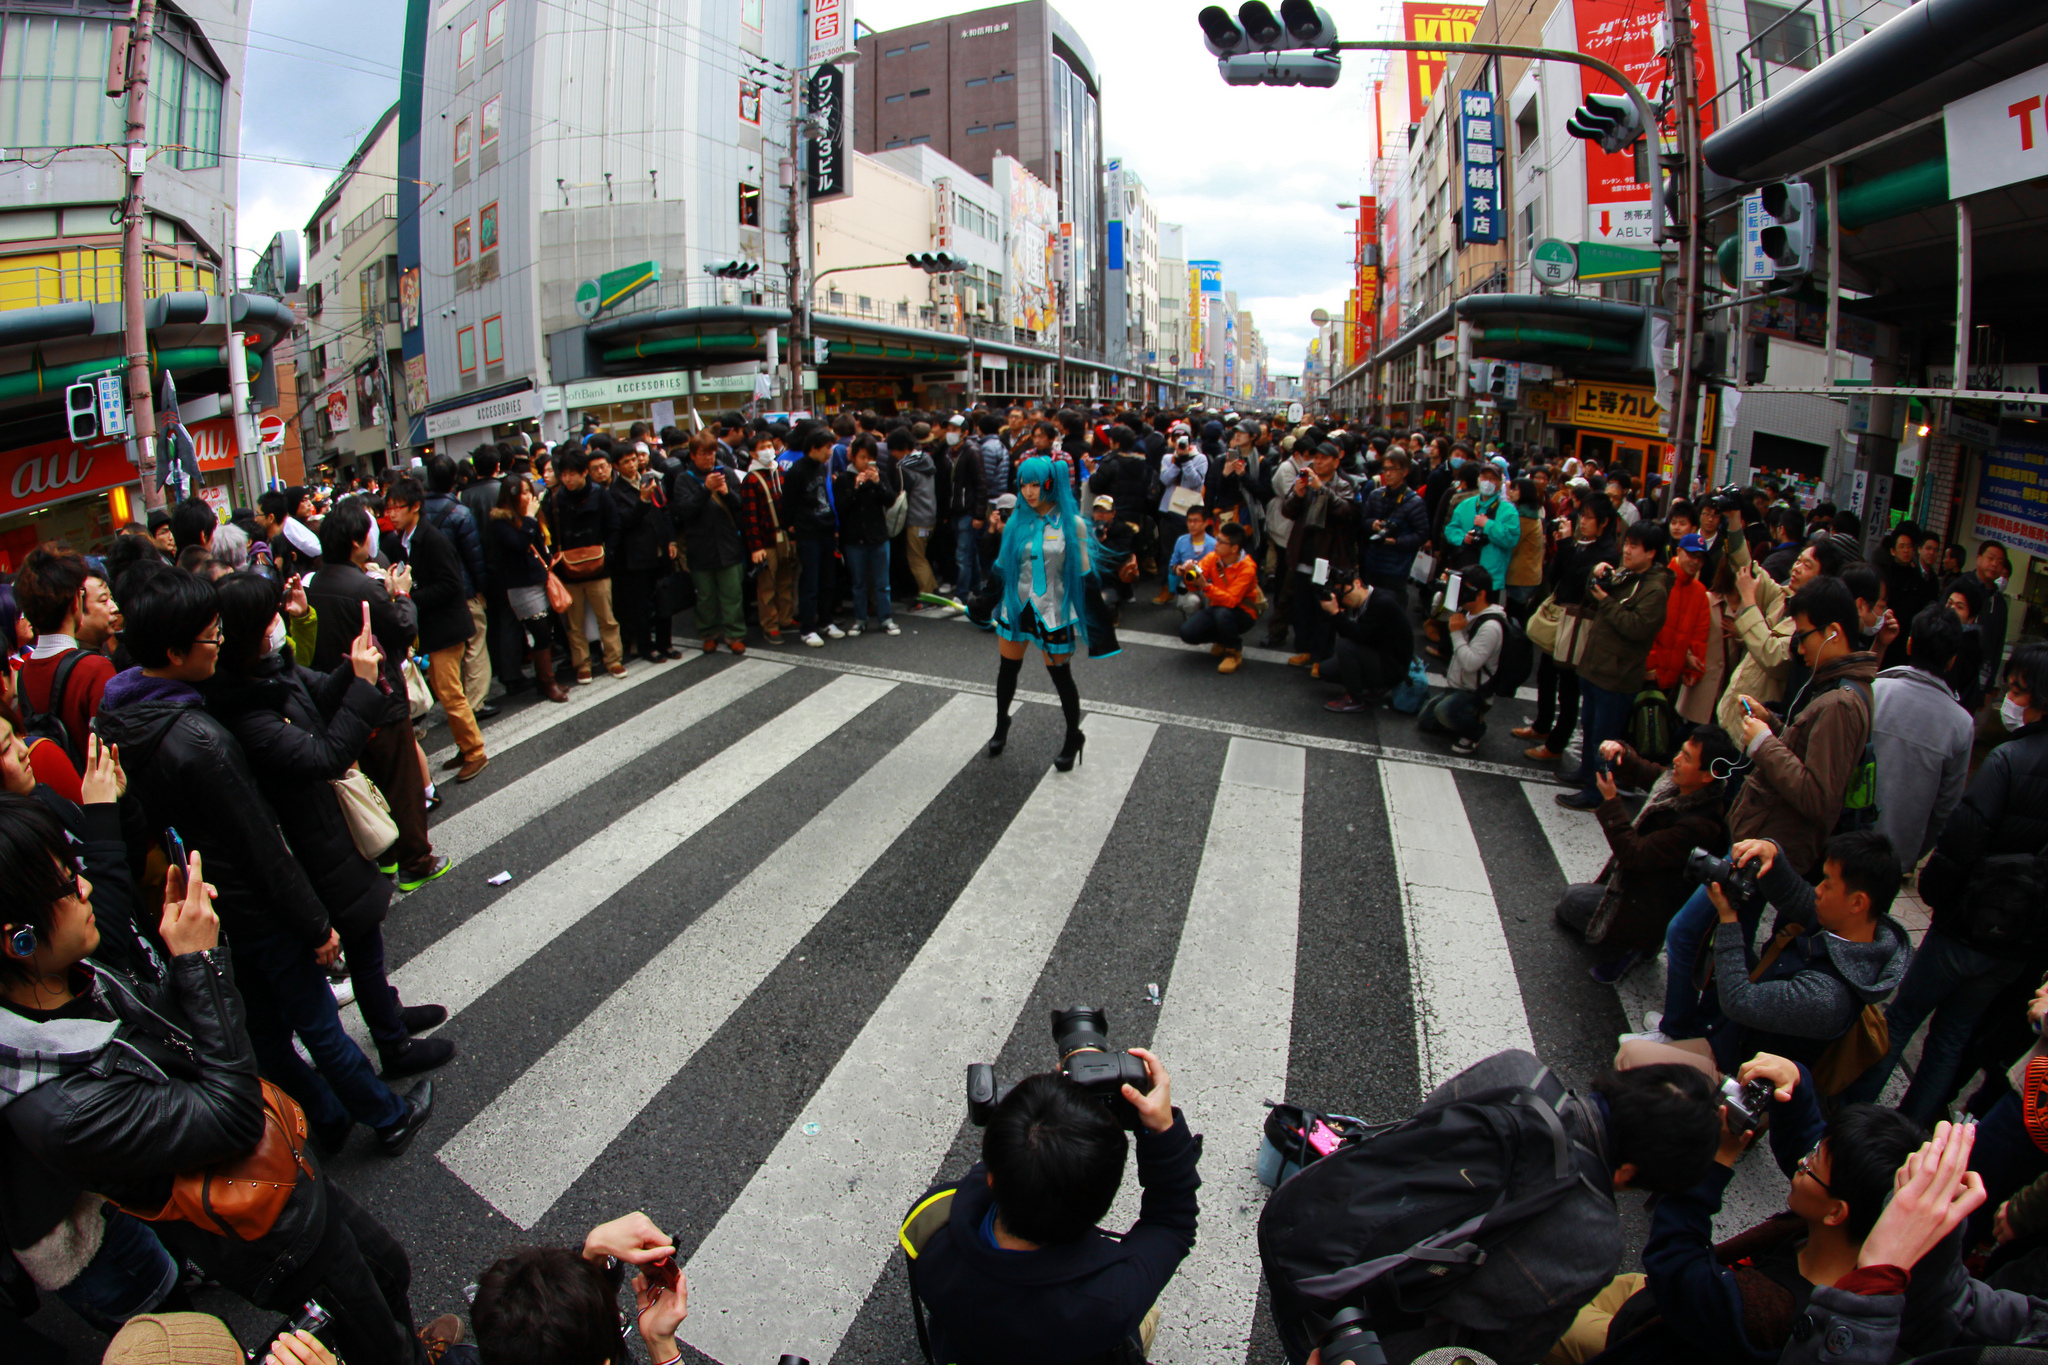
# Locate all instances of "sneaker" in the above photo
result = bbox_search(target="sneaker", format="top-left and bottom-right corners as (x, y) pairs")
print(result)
(801, 632), (825, 648)
(824, 623), (846, 640)
(1288, 653), (1313, 668)
(727, 639), (747, 655)
(1451, 736), (1480, 755)
(1618, 1028), (1674, 1046)
(846, 622), (865, 636)
(938, 581), (955, 595)
(1554, 790), (1602, 811)
(575, 670), (593, 685)
(397, 857), (451, 893)
(703, 637), (721, 653)
(1590, 951), (1643, 985)
(1324, 694), (1368, 714)
(1217, 650), (1242, 674)
(764, 629), (784, 644)
(882, 620), (900, 636)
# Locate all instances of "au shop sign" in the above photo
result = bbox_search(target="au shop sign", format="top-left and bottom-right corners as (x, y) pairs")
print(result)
(0, 437), (128, 516)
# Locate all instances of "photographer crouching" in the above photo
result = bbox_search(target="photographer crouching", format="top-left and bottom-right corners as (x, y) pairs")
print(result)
(902, 1011), (1199, 1365)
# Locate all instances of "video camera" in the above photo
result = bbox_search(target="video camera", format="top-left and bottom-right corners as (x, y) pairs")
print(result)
(1684, 846), (1760, 902)
(1707, 487), (1749, 516)
(968, 1007), (1153, 1131)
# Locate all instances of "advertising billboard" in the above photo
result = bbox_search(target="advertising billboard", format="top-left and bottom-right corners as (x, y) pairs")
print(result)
(996, 156), (1058, 336)
(1402, 3), (1484, 124)
(1573, 0), (1719, 225)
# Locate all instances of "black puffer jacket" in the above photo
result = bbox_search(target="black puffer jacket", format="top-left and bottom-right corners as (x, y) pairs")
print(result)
(834, 462), (901, 548)
(422, 492), (486, 599)
(1087, 451), (1152, 519)
(93, 669), (329, 948)
(670, 464), (745, 570)
(1922, 721), (2048, 940)
(541, 480), (621, 578)
(613, 477), (674, 571)
(1548, 529), (1621, 607)
(390, 518), (475, 655)
(205, 650), (393, 936)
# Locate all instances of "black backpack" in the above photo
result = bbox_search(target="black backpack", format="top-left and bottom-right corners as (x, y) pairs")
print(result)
(1481, 612), (1534, 700)
(18, 649), (88, 770)
(1257, 1069), (1604, 1359)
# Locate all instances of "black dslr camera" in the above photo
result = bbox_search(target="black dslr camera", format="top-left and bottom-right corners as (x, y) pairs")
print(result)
(1685, 846), (1760, 902)
(968, 1007), (1153, 1130)
(1309, 566), (1358, 604)
(1720, 1075), (1776, 1134)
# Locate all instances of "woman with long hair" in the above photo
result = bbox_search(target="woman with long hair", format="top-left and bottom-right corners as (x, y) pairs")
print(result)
(489, 474), (569, 702)
(989, 454), (1094, 771)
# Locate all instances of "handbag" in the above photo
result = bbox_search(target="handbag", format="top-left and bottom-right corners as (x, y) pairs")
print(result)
(332, 765), (398, 861)
(1408, 550), (1436, 585)
(555, 543), (606, 582)
(1743, 925), (1891, 1097)
(1552, 603), (1594, 669)
(531, 546), (572, 614)
(404, 653), (433, 720)
(1167, 484), (1204, 517)
(119, 1080), (317, 1241)
(1525, 594), (1565, 654)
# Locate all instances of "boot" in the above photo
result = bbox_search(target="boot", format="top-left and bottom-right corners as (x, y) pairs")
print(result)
(530, 647), (569, 704)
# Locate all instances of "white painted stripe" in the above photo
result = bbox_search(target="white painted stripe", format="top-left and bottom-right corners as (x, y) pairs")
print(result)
(1519, 780), (1612, 884)
(422, 656), (683, 768)
(428, 661), (787, 870)
(676, 716), (1159, 1365)
(353, 673), (896, 1053)
(1140, 739), (1304, 1365)
(437, 692), (990, 1228)
(1381, 761), (1535, 1090)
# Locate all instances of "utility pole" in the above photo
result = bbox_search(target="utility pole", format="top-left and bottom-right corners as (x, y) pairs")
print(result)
(1664, 0), (1704, 504)
(783, 67), (807, 415)
(120, 0), (162, 511)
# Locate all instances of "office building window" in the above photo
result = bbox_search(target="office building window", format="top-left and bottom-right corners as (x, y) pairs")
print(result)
(909, 134), (930, 145)
(909, 41), (929, 51)
(738, 182), (761, 227)
(456, 325), (476, 373)
(454, 115), (472, 162)
(480, 95), (501, 145)
(965, 77), (987, 87)
(481, 314), (503, 366)
(453, 217), (471, 267)
(966, 125), (988, 135)
(739, 80), (761, 124)
(993, 72), (1014, 83)
(484, 1), (506, 47)
(885, 93), (905, 104)
(993, 120), (1015, 131)
(458, 22), (477, 69)
(884, 46), (905, 57)
(909, 88), (930, 98)
(1747, 1), (1820, 68)
(478, 201), (498, 256)
(138, 24), (226, 168)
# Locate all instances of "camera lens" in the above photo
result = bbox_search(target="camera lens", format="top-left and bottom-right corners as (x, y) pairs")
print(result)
(1051, 1006), (1111, 1060)
(1313, 1307), (1387, 1365)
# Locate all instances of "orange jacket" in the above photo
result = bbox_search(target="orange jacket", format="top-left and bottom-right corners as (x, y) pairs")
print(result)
(1196, 550), (1258, 610)
(1647, 560), (1710, 691)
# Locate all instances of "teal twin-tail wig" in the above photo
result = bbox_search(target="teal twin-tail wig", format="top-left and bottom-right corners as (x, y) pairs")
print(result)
(994, 454), (1094, 647)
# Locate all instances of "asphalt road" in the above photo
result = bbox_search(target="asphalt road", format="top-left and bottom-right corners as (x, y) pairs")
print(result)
(32, 592), (1826, 1364)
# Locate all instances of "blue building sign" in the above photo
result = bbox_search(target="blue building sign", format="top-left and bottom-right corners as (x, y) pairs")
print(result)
(1460, 89), (1500, 245)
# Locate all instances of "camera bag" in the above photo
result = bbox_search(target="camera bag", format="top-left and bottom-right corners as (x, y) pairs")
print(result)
(1258, 1068), (1606, 1354)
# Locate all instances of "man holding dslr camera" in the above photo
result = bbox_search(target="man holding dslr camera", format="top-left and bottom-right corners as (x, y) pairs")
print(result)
(902, 1040), (1197, 1365)
(1318, 567), (1414, 714)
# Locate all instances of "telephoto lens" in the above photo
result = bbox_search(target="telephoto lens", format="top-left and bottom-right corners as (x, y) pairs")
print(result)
(1313, 1306), (1388, 1365)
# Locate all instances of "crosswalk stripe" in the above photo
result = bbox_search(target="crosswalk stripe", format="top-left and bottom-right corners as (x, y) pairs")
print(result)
(1137, 738), (1304, 1364)
(426, 659), (787, 870)
(676, 715), (1159, 1365)
(1381, 761), (1536, 1090)
(1519, 780), (1611, 883)
(436, 690), (991, 1229)
(423, 655), (679, 768)
(353, 672), (897, 1053)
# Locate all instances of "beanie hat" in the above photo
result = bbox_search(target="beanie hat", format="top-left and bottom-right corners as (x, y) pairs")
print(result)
(103, 1313), (244, 1365)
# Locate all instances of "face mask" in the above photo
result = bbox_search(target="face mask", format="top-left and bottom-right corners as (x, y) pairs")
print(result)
(945, 431), (961, 446)
(1997, 575), (2010, 593)
(265, 618), (289, 657)
(2002, 695), (2030, 730)
(1479, 480), (1498, 497)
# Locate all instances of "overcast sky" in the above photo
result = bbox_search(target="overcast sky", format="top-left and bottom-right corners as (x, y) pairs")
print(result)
(235, 0), (1390, 370)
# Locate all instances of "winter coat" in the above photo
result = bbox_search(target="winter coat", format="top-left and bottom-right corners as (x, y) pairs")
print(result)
(1727, 650), (1881, 876)
(978, 434), (1011, 500)
(392, 518), (475, 655)
(783, 455), (838, 539)
(1157, 449), (1207, 515)
(670, 465), (746, 571)
(1980, 575), (2012, 697)
(1716, 563), (1794, 736)
(1678, 596), (1732, 726)
(540, 480), (621, 580)
(1710, 850), (1911, 1045)
(1584, 742), (1729, 954)
(1870, 664), (1973, 869)
(1265, 455), (1303, 547)
(1446, 604), (1508, 692)
(1442, 491), (1520, 587)
(1280, 470), (1359, 574)
(898, 448), (938, 529)
(305, 559), (418, 726)
(1947, 621), (1985, 713)
(93, 670), (329, 948)
(1330, 582), (1414, 684)
(1547, 530), (1619, 608)
(613, 477), (675, 571)
(204, 650), (393, 936)
(1086, 452), (1152, 520)
(1920, 720), (2048, 942)
(1358, 482), (1428, 580)
(1780, 1271), (2048, 1365)
(458, 477), (501, 539)
(1882, 558), (1938, 666)
(1646, 562), (1711, 692)
(947, 443), (986, 517)
(834, 462), (901, 549)
(487, 512), (548, 590)
(1507, 502), (1546, 589)
(421, 492), (486, 598)
(1576, 561), (1672, 697)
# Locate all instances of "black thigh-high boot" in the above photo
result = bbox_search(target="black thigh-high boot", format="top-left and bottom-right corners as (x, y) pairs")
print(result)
(991, 652), (1023, 756)
(1047, 661), (1085, 771)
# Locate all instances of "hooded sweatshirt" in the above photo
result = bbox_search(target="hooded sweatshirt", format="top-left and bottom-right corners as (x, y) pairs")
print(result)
(1727, 650), (1883, 878)
(1870, 664), (1974, 868)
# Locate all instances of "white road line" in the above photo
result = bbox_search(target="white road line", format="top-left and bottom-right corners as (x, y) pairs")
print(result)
(676, 716), (1158, 1365)
(427, 661), (788, 870)
(437, 692), (990, 1228)
(1381, 761), (1535, 1091)
(1519, 780), (1611, 884)
(422, 655), (683, 768)
(1142, 739), (1304, 1364)
(352, 673), (896, 1053)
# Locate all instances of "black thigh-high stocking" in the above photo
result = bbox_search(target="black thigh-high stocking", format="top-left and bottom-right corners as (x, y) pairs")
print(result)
(992, 652), (1024, 754)
(1046, 660), (1081, 735)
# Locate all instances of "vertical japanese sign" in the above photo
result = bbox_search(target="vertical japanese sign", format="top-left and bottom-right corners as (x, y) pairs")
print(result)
(1187, 264), (1203, 369)
(808, 0), (852, 66)
(1459, 89), (1500, 244)
(1573, 0), (1717, 233)
(1401, 3), (1484, 124)
(1105, 158), (1124, 271)
(807, 64), (850, 201)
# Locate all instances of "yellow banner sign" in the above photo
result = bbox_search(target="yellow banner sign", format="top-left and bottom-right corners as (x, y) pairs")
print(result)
(1568, 382), (1664, 437)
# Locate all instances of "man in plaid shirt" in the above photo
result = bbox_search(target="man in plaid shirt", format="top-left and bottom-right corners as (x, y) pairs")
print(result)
(741, 430), (797, 643)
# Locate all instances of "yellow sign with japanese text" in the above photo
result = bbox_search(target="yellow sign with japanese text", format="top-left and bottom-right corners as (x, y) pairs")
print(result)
(1569, 382), (1664, 437)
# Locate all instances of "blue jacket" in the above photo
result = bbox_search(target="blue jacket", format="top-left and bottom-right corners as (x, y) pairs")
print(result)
(423, 491), (486, 599)
(1359, 482), (1429, 579)
(1442, 491), (1520, 586)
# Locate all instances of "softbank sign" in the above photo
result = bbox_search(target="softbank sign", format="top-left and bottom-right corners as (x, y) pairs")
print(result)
(1946, 61), (2048, 198)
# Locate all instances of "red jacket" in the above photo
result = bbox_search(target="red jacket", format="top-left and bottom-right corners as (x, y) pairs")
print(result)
(1647, 561), (1710, 691)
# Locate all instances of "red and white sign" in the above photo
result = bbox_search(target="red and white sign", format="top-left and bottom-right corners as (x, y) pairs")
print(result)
(808, 0), (851, 66)
(1946, 61), (2048, 198)
(1573, 0), (1719, 222)
(0, 438), (128, 517)
(1401, 3), (1484, 124)
(189, 418), (239, 472)
(258, 412), (288, 447)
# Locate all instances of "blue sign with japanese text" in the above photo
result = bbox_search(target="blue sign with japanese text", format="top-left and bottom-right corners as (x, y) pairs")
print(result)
(1974, 438), (2048, 557)
(1460, 89), (1500, 245)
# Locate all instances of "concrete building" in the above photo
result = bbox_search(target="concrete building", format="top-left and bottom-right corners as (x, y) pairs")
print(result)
(1104, 160), (1162, 381)
(297, 103), (404, 475)
(1156, 222), (1186, 384)
(0, 0), (291, 562)
(853, 1), (1105, 354)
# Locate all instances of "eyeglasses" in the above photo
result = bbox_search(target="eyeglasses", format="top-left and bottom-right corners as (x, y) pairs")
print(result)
(190, 634), (223, 649)
(1797, 1146), (1833, 1196)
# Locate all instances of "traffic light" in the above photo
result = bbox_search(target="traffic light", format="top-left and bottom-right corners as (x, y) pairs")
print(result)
(1757, 180), (1815, 277)
(704, 261), (759, 279)
(812, 336), (831, 366)
(907, 253), (962, 274)
(65, 381), (98, 442)
(1200, 1), (1341, 88)
(1565, 92), (1644, 155)
(1483, 362), (1509, 397)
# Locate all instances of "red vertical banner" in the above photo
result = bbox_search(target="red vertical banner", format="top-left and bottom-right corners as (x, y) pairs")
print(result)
(1402, 3), (1486, 123)
(1573, 0), (1719, 208)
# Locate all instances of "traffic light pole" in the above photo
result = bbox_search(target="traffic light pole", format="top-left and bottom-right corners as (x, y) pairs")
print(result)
(119, 0), (163, 511)
(1664, 0), (1704, 505)
(1323, 38), (1667, 245)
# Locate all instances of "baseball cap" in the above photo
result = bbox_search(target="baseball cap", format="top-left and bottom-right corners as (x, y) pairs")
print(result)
(1678, 532), (1707, 554)
(1091, 494), (1115, 510)
(947, 414), (967, 427)
(993, 493), (1017, 511)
